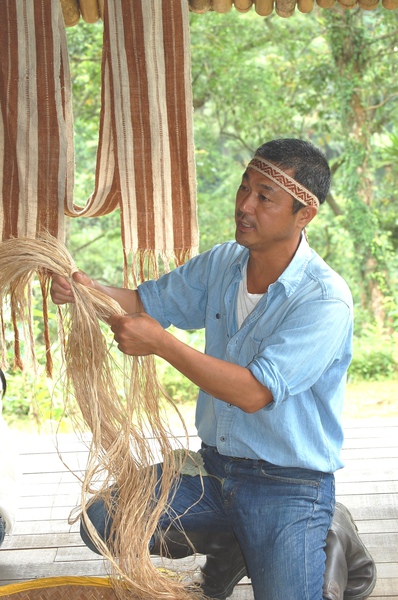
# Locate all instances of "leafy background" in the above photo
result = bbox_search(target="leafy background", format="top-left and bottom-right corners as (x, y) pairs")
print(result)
(2, 7), (398, 431)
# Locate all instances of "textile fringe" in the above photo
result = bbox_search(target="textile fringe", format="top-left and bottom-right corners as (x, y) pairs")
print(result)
(0, 234), (203, 600)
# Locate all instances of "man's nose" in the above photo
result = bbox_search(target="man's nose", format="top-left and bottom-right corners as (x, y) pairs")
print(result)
(238, 192), (256, 213)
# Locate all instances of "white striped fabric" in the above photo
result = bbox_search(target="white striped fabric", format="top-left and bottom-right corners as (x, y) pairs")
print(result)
(0, 0), (71, 241)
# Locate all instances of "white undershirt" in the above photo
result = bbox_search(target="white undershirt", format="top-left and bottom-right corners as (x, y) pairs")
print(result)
(236, 263), (265, 328)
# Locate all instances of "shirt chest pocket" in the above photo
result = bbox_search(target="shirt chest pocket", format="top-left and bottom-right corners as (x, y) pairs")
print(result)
(205, 305), (229, 357)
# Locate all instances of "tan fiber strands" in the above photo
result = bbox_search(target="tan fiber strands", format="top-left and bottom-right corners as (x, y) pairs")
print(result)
(0, 235), (202, 600)
(0, 0), (198, 282)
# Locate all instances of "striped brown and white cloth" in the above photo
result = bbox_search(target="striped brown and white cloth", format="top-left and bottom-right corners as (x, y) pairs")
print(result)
(0, 0), (198, 282)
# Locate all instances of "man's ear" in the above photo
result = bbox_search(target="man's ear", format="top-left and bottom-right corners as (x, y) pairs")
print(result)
(298, 205), (318, 229)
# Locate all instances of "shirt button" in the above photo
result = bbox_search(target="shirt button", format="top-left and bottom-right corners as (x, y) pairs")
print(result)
(220, 436), (226, 442)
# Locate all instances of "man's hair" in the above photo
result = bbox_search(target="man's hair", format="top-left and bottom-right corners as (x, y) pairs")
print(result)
(254, 139), (331, 212)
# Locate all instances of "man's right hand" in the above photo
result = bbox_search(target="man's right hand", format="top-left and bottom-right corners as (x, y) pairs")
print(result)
(50, 271), (94, 305)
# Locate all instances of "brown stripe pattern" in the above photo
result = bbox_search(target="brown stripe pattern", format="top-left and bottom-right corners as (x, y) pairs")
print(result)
(0, 0), (198, 281)
(0, 0), (70, 241)
(67, 0), (199, 271)
(248, 156), (320, 207)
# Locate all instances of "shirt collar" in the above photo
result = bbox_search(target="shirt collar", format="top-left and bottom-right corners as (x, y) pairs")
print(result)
(230, 236), (311, 297)
(278, 235), (312, 296)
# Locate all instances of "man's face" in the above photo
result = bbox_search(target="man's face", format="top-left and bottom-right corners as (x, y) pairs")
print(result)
(235, 167), (305, 252)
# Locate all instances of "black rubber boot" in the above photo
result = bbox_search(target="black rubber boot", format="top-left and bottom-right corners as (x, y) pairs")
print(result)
(323, 502), (377, 600)
(151, 529), (248, 599)
(192, 532), (248, 599)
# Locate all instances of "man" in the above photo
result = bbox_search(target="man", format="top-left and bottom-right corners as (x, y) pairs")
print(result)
(51, 139), (376, 600)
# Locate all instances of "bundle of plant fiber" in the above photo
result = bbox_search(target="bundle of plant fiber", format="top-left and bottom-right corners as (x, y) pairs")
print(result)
(0, 234), (203, 600)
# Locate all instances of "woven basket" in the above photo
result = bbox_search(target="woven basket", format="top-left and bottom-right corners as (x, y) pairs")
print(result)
(0, 577), (119, 600)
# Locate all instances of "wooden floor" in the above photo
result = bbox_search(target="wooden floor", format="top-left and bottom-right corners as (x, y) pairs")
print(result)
(0, 418), (397, 599)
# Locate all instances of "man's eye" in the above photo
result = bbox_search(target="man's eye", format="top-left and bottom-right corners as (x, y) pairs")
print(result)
(260, 195), (270, 202)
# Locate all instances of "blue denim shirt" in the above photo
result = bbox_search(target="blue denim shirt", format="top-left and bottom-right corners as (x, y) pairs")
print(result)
(138, 237), (353, 473)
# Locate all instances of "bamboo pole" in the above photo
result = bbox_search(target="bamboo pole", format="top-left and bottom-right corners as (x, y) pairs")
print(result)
(298, 0), (314, 12)
(212, 0), (233, 12)
(59, 0), (80, 26)
(254, 0), (275, 14)
(234, 0), (254, 12)
(79, 0), (100, 24)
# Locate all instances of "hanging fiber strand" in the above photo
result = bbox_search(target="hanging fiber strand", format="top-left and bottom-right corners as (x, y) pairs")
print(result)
(0, 235), (204, 600)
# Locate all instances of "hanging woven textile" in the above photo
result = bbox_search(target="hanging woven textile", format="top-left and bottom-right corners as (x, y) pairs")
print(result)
(64, 0), (198, 279)
(0, 0), (198, 277)
(0, 0), (72, 241)
(0, 0), (198, 371)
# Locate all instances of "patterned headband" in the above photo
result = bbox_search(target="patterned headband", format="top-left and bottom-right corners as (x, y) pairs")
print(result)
(247, 156), (319, 208)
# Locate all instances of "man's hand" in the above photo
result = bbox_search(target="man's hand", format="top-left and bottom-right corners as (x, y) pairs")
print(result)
(108, 314), (272, 412)
(50, 272), (144, 315)
(50, 271), (94, 305)
(109, 313), (167, 356)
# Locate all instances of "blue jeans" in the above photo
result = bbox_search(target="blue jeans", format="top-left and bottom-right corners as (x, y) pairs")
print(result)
(82, 445), (335, 600)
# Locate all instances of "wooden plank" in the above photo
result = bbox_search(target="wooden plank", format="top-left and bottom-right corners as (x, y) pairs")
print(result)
(16, 506), (74, 521)
(370, 578), (398, 595)
(359, 532), (398, 550)
(0, 560), (109, 582)
(355, 519), (398, 534)
(21, 452), (89, 474)
(229, 585), (254, 599)
(17, 493), (80, 509)
(1, 423), (397, 599)
(335, 467), (398, 483)
(54, 545), (106, 562)
(342, 417), (398, 428)
(335, 494), (398, 519)
(342, 436), (398, 449)
(20, 471), (83, 484)
(0, 548), (58, 565)
(1, 533), (82, 550)
(11, 519), (78, 535)
(336, 481), (398, 495)
(366, 547), (398, 563)
(343, 425), (398, 436)
(341, 447), (398, 459)
(338, 457), (398, 470)
(19, 481), (89, 496)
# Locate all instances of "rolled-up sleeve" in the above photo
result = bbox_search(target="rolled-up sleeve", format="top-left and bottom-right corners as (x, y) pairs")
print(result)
(247, 298), (352, 408)
(138, 249), (216, 330)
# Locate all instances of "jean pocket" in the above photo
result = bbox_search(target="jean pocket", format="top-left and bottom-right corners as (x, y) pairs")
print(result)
(258, 465), (322, 488)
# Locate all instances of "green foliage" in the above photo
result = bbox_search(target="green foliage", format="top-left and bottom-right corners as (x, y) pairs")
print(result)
(66, 21), (103, 204)
(68, 211), (125, 286)
(348, 330), (398, 382)
(349, 349), (397, 382)
(190, 8), (398, 328)
(2, 369), (65, 431)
